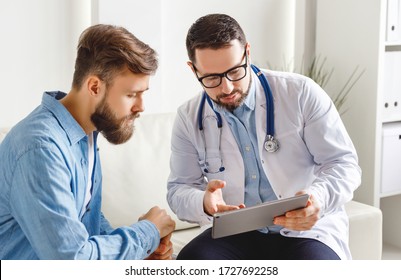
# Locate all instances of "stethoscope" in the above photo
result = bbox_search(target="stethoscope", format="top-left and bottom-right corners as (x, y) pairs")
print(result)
(197, 64), (279, 173)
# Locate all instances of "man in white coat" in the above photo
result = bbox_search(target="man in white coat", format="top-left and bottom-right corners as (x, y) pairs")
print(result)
(167, 13), (361, 260)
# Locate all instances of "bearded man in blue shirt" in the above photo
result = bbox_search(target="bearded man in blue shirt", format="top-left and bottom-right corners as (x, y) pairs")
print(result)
(0, 24), (175, 260)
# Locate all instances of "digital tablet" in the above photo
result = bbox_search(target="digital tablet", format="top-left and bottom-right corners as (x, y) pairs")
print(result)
(211, 194), (309, 239)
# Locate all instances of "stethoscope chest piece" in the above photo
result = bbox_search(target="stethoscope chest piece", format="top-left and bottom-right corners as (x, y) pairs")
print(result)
(264, 135), (279, 153)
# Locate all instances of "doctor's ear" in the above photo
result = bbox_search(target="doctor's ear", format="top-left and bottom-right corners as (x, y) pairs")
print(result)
(187, 61), (195, 73)
(245, 43), (251, 60)
(187, 61), (200, 78)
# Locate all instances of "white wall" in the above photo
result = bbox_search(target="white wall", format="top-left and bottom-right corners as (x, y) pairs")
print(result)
(0, 0), (312, 127)
(95, 0), (300, 114)
(0, 0), (91, 128)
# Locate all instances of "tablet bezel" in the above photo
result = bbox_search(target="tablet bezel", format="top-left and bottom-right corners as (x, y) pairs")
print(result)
(211, 193), (310, 239)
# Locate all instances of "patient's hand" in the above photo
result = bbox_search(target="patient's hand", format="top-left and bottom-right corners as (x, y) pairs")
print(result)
(139, 206), (176, 238)
(203, 179), (245, 216)
(146, 233), (173, 260)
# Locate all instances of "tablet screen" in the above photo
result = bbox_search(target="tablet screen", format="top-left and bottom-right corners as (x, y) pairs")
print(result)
(212, 194), (309, 238)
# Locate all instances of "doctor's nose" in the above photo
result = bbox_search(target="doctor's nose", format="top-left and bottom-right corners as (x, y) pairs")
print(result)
(220, 76), (235, 94)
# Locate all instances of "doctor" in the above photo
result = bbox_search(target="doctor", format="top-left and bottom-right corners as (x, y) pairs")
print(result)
(167, 14), (361, 260)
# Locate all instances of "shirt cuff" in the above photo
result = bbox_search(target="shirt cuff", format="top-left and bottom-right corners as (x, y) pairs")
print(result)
(193, 190), (214, 227)
(131, 220), (160, 257)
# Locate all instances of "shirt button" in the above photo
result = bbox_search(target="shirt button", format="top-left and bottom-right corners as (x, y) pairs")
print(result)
(252, 175), (257, 179)
(278, 195), (282, 198)
(245, 146), (251, 152)
(147, 249), (151, 254)
(261, 160), (265, 164)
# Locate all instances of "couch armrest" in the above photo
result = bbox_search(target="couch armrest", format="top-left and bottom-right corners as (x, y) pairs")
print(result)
(345, 200), (382, 260)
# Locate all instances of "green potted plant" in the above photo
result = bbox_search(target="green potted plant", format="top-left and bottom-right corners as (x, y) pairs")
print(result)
(268, 55), (365, 115)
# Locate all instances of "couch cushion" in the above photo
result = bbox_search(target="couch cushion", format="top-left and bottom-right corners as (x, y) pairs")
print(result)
(98, 112), (197, 231)
(171, 227), (202, 255)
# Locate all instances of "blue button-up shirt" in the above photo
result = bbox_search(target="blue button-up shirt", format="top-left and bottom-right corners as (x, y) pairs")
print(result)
(215, 82), (280, 233)
(215, 83), (277, 206)
(0, 91), (159, 259)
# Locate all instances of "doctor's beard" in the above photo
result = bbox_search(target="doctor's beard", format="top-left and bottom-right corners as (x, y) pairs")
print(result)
(91, 96), (139, 145)
(214, 76), (252, 112)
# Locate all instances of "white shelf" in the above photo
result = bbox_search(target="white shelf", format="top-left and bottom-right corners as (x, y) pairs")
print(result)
(380, 190), (401, 198)
(382, 118), (401, 124)
(316, 0), (401, 249)
(385, 41), (401, 46)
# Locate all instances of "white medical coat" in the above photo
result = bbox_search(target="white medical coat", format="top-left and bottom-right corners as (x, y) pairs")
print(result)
(167, 69), (361, 260)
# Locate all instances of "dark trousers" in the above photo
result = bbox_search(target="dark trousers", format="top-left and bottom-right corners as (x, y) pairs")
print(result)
(177, 228), (340, 260)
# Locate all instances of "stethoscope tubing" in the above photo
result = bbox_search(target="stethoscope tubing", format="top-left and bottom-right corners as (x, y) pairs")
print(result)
(250, 64), (275, 138)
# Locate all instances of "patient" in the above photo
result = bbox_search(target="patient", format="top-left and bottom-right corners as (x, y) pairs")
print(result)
(0, 24), (175, 259)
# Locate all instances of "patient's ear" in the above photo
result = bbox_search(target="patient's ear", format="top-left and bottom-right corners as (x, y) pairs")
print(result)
(86, 76), (104, 97)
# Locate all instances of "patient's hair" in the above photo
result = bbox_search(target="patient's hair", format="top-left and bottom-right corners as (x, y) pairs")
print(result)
(72, 24), (158, 89)
(186, 13), (247, 63)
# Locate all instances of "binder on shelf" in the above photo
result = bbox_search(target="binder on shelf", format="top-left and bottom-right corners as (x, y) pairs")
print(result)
(382, 51), (401, 121)
(387, 0), (401, 42)
(381, 122), (401, 195)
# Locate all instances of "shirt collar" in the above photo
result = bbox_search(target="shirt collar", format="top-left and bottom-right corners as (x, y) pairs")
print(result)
(240, 74), (256, 111)
(42, 91), (87, 145)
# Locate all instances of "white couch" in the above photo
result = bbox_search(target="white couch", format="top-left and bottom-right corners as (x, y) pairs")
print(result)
(0, 112), (383, 259)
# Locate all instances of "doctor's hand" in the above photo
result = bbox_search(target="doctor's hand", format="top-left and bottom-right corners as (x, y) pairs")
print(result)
(139, 206), (176, 239)
(273, 192), (321, 231)
(146, 233), (174, 260)
(203, 179), (245, 216)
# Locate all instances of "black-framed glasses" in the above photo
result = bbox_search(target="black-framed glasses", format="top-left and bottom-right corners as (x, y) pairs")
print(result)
(193, 49), (248, 88)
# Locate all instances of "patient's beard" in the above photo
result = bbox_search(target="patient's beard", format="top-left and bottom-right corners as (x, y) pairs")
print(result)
(91, 97), (139, 145)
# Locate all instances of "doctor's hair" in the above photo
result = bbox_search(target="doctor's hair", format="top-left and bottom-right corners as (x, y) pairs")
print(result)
(72, 24), (158, 89)
(186, 13), (247, 63)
